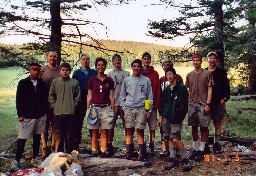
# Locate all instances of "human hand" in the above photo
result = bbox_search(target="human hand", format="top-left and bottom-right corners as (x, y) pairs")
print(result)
(204, 105), (210, 115)
(158, 116), (163, 127)
(146, 111), (151, 119)
(18, 117), (24, 122)
(220, 99), (225, 105)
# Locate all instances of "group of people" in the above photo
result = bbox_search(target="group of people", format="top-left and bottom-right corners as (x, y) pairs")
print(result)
(11, 50), (230, 173)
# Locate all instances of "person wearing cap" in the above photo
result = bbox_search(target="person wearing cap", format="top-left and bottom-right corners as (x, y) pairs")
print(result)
(119, 59), (153, 164)
(206, 52), (230, 153)
(158, 67), (192, 172)
(106, 54), (130, 155)
(40, 50), (61, 157)
(11, 63), (48, 171)
(185, 53), (213, 162)
(86, 57), (115, 158)
(141, 52), (161, 154)
(48, 63), (81, 153)
(159, 59), (183, 156)
(72, 54), (97, 150)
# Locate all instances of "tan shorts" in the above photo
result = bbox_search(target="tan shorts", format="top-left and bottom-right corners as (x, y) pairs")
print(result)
(87, 106), (114, 130)
(18, 114), (47, 139)
(124, 107), (146, 129)
(146, 110), (158, 130)
(188, 104), (211, 127)
(162, 118), (182, 140)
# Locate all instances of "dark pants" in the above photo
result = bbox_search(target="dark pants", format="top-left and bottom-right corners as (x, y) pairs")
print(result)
(55, 115), (75, 153)
(74, 100), (87, 149)
(15, 134), (41, 161)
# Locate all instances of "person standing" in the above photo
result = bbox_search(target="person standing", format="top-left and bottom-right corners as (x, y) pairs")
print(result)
(159, 59), (183, 156)
(158, 67), (192, 172)
(41, 50), (61, 157)
(11, 63), (48, 171)
(106, 54), (130, 155)
(86, 57), (115, 157)
(206, 52), (230, 153)
(48, 63), (81, 153)
(141, 52), (161, 154)
(72, 54), (97, 150)
(119, 59), (153, 163)
(185, 54), (213, 162)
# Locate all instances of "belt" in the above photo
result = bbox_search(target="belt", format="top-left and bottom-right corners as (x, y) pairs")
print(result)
(91, 103), (110, 108)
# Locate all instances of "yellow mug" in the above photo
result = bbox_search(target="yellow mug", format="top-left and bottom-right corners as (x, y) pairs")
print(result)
(144, 99), (151, 111)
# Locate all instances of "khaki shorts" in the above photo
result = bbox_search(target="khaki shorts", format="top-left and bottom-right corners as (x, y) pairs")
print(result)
(162, 118), (182, 140)
(87, 106), (114, 130)
(188, 104), (211, 127)
(18, 114), (47, 139)
(124, 107), (146, 129)
(147, 110), (158, 130)
(211, 103), (226, 122)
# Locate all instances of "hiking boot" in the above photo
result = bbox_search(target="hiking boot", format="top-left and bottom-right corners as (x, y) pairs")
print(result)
(188, 150), (198, 160)
(213, 143), (223, 154)
(139, 154), (152, 166)
(164, 157), (178, 170)
(204, 143), (211, 154)
(160, 150), (169, 158)
(91, 150), (98, 157)
(100, 151), (110, 158)
(10, 160), (21, 171)
(182, 158), (192, 172)
(125, 152), (131, 160)
(194, 150), (204, 162)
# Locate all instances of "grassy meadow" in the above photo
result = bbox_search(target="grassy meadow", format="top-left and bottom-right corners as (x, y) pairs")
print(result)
(0, 66), (255, 154)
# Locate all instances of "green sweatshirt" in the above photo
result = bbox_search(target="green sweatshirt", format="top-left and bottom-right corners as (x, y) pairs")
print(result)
(49, 77), (81, 116)
(159, 80), (188, 124)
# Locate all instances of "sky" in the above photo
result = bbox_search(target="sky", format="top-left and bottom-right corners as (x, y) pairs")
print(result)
(0, 0), (193, 47)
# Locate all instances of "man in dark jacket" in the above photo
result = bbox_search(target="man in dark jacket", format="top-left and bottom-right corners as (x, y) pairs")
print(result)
(158, 67), (192, 172)
(11, 63), (48, 171)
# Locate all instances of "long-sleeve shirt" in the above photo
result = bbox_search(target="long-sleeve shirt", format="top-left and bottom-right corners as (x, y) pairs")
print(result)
(49, 77), (81, 116)
(119, 75), (153, 110)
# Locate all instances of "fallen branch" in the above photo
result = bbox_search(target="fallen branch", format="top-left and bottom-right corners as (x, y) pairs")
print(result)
(208, 136), (256, 145)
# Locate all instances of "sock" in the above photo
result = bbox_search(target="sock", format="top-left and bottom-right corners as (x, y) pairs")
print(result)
(193, 140), (200, 151)
(199, 142), (206, 151)
(180, 150), (187, 159)
(169, 148), (176, 159)
(214, 135), (221, 143)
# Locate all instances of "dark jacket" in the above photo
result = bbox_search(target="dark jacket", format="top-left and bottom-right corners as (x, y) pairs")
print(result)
(206, 67), (230, 105)
(16, 77), (48, 119)
(159, 81), (188, 124)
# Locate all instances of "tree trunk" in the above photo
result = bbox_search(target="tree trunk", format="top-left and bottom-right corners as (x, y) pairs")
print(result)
(50, 0), (62, 65)
(213, 0), (225, 69)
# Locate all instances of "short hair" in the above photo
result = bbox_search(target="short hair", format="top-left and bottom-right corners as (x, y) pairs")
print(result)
(207, 52), (218, 58)
(112, 54), (121, 61)
(60, 62), (72, 70)
(131, 59), (142, 68)
(80, 54), (90, 59)
(191, 53), (202, 60)
(142, 52), (151, 59)
(29, 63), (41, 68)
(95, 57), (107, 68)
(46, 50), (58, 58)
(165, 66), (176, 76)
(162, 59), (173, 67)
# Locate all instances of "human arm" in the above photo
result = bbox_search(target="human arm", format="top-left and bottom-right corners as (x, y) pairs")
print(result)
(74, 82), (81, 107)
(87, 89), (92, 110)
(204, 85), (212, 114)
(48, 80), (56, 109)
(109, 90), (115, 110)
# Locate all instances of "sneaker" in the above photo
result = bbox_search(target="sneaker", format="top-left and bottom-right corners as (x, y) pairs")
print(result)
(213, 143), (223, 154)
(188, 150), (198, 160)
(10, 160), (20, 171)
(194, 150), (204, 162)
(164, 158), (178, 170)
(182, 158), (192, 172)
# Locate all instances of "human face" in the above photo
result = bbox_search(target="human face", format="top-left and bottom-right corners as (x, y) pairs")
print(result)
(162, 62), (171, 71)
(60, 67), (71, 78)
(192, 56), (202, 69)
(47, 51), (58, 66)
(131, 63), (142, 76)
(142, 56), (151, 67)
(29, 68), (41, 80)
(166, 71), (176, 84)
(96, 61), (106, 74)
(207, 55), (217, 67)
(80, 55), (90, 68)
(112, 58), (122, 69)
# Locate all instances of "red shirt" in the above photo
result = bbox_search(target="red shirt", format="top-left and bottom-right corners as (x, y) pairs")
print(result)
(88, 76), (114, 104)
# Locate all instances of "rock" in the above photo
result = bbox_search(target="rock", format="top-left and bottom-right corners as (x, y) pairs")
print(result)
(117, 168), (135, 176)
(141, 168), (156, 176)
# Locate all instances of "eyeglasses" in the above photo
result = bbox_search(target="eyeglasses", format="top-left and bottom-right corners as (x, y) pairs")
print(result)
(99, 85), (102, 93)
